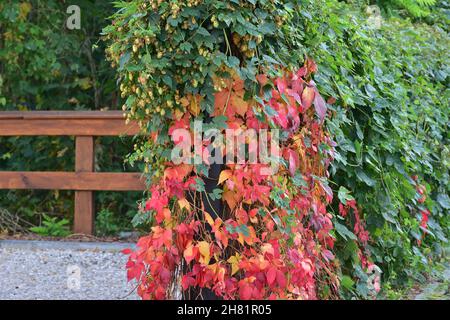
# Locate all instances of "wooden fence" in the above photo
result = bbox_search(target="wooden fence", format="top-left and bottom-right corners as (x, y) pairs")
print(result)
(0, 111), (146, 235)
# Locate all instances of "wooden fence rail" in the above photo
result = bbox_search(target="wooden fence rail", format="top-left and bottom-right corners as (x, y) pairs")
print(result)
(0, 111), (146, 235)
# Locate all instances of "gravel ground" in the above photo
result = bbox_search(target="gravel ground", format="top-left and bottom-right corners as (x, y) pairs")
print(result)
(414, 262), (450, 300)
(0, 242), (139, 300)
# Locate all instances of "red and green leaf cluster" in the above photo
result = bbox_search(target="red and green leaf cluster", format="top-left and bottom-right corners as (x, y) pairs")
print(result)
(124, 61), (375, 300)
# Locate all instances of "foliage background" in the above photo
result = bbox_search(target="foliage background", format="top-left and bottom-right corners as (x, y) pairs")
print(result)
(0, 0), (143, 234)
(251, 0), (449, 297)
(291, 0), (449, 297)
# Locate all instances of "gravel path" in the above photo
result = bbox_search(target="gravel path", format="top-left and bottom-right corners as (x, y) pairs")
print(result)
(412, 246), (450, 300)
(414, 262), (450, 300)
(0, 241), (139, 300)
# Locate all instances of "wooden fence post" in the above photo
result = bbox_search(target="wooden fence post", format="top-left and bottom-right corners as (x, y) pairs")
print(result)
(74, 136), (94, 234)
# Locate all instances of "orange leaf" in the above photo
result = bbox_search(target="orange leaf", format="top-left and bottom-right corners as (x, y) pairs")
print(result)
(256, 74), (268, 86)
(301, 85), (315, 110)
(235, 208), (248, 224)
(244, 226), (257, 245)
(198, 241), (211, 265)
(231, 95), (248, 116)
(216, 229), (228, 248)
(163, 208), (171, 222)
(223, 190), (238, 210)
(227, 254), (241, 276)
(266, 267), (277, 286)
(204, 211), (214, 226)
(237, 233), (245, 245)
(183, 244), (197, 264)
(189, 96), (200, 116)
(218, 169), (232, 185)
(233, 78), (245, 93)
(164, 164), (193, 181)
(179, 97), (190, 108)
(214, 90), (230, 115)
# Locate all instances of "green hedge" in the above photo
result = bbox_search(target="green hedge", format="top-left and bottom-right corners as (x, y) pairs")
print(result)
(285, 0), (449, 296)
(0, 1), (142, 232)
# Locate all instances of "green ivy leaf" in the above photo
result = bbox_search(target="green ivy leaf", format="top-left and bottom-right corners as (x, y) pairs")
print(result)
(338, 186), (354, 205)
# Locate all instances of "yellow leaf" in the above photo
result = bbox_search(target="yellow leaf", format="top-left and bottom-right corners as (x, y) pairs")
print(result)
(261, 243), (274, 256)
(198, 241), (210, 265)
(174, 108), (184, 120)
(218, 170), (232, 185)
(237, 233), (245, 245)
(19, 3), (32, 20)
(301, 86), (315, 109)
(188, 96), (200, 116)
(204, 211), (214, 226)
(179, 97), (190, 107)
(227, 254), (241, 275)
(178, 198), (191, 211)
(76, 77), (92, 90)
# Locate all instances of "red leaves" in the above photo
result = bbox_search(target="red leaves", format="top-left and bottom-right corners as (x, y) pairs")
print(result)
(266, 267), (277, 286)
(300, 81), (328, 122)
(339, 197), (371, 247)
(145, 187), (169, 224)
(121, 248), (132, 255)
(256, 59), (330, 132)
(175, 222), (195, 251)
(181, 275), (196, 290)
(285, 148), (299, 176)
(239, 282), (254, 300)
(235, 208), (249, 224)
(413, 179), (432, 244)
(126, 260), (144, 282)
(124, 62), (367, 300)
(183, 243), (199, 264)
(276, 270), (287, 288)
(416, 183), (427, 203)
(420, 209), (430, 229)
(169, 113), (190, 137)
(313, 87), (327, 122)
(275, 77), (288, 94)
(246, 184), (271, 206)
(151, 226), (173, 248)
